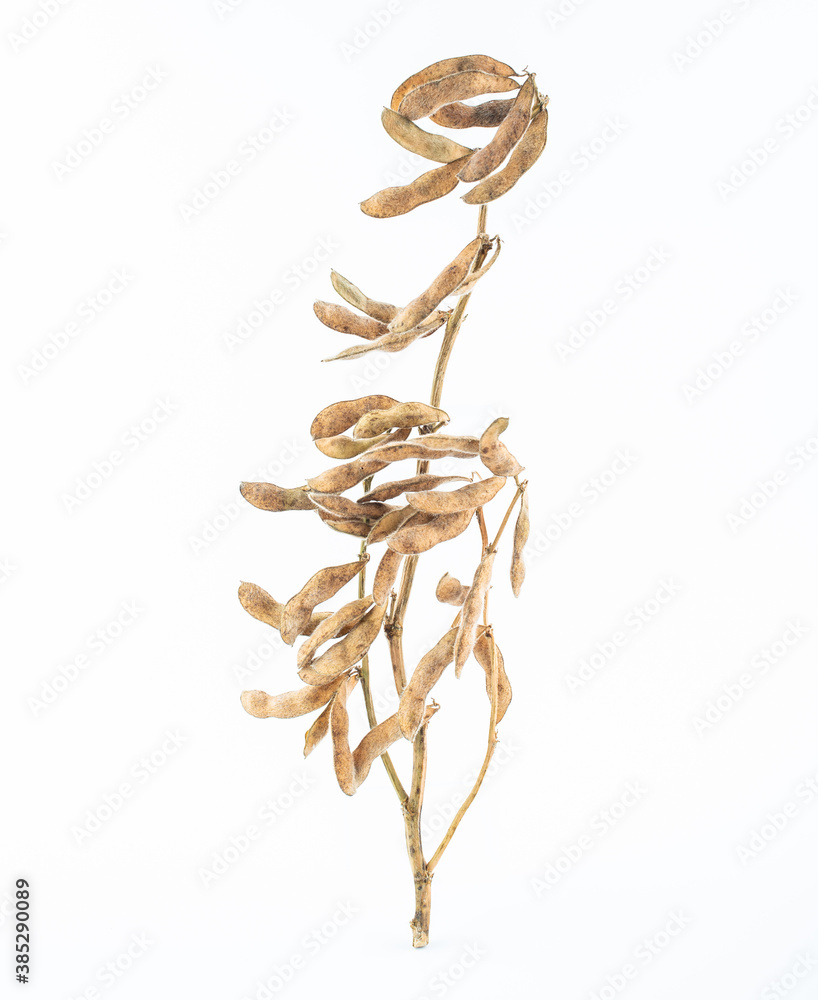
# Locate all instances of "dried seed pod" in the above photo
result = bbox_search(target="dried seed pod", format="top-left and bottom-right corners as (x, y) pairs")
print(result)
(360, 156), (470, 219)
(407, 476), (506, 514)
(462, 104), (549, 205)
(313, 301), (389, 340)
(330, 271), (398, 324)
(510, 487), (529, 597)
(399, 71), (520, 121)
(479, 417), (524, 476)
(238, 582), (333, 636)
(310, 395), (399, 440)
(240, 673), (345, 719)
(304, 699), (333, 756)
(457, 74), (536, 182)
(473, 632), (512, 724)
(314, 431), (390, 459)
(430, 98), (515, 129)
(387, 508), (474, 555)
(361, 440), (475, 465)
(398, 627), (461, 739)
(454, 549), (497, 677)
(353, 402), (449, 439)
(316, 509), (372, 538)
(390, 55), (517, 112)
(360, 474), (470, 503)
(308, 603), (388, 679)
(373, 548), (403, 605)
(330, 673), (359, 795)
(447, 238), (501, 298)
(307, 493), (393, 521)
(240, 482), (314, 512)
(435, 572), (470, 606)
(306, 455), (391, 493)
(321, 315), (447, 362)
(296, 596), (375, 670)
(366, 505), (417, 545)
(388, 237), (484, 334)
(381, 107), (473, 163)
(281, 559), (368, 645)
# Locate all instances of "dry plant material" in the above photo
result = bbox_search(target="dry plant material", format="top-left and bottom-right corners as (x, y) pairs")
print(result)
(235, 52), (547, 949)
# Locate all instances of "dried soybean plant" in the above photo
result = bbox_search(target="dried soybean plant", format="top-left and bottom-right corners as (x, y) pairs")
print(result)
(237, 54), (547, 947)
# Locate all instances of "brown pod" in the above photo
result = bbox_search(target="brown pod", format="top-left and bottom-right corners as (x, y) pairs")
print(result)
(360, 441), (473, 465)
(313, 301), (389, 340)
(321, 320), (444, 362)
(366, 505), (417, 545)
(330, 673), (359, 795)
(430, 98), (515, 129)
(308, 603), (388, 679)
(303, 699), (333, 756)
(360, 155), (470, 219)
(238, 581), (332, 636)
(240, 673), (345, 719)
(510, 487), (530, 597)
(240, 482), (314, 512)
(310, 395), (399, 440)
(350, 713), (406, 790)
(296, 596), (375, 670)
(397, 627), (462, 739)
(353, 402), (449, 439)
(457, 74), (536, 182)
(473, 632), (512, 724)
(360, 473), (470, 503)
(388, 237), (484, 334)
(307, 493), (393, 521)
(315, 509), (372, 538)
(381, 107), (473, 163)
(462, 104), (549, 205)
(435, 572), (471, 607)
(407, 476), (506, 514)
(479, 417), (524, 476)
(306, 455), (391, 494)
(281, 559), (368, 645)
(398, 71), (520, 121)
(386, 508), (474, 555)
(454, 549), (497, 677)
(330, 270), (398, 324)
(373, 548), (403, 605)
(390, 55), (517, 112)
(447, 238), (502, 298)
(314, 426), (412, 460)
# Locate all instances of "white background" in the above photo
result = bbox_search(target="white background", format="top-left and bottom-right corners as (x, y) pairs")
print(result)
(2, 0), (818, 997)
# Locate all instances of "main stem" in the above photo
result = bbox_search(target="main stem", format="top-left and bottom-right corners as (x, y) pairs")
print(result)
(390, 204), (489, 947)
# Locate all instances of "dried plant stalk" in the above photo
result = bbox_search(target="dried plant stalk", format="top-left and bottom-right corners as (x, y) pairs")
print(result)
(235, 53), (547, 948)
